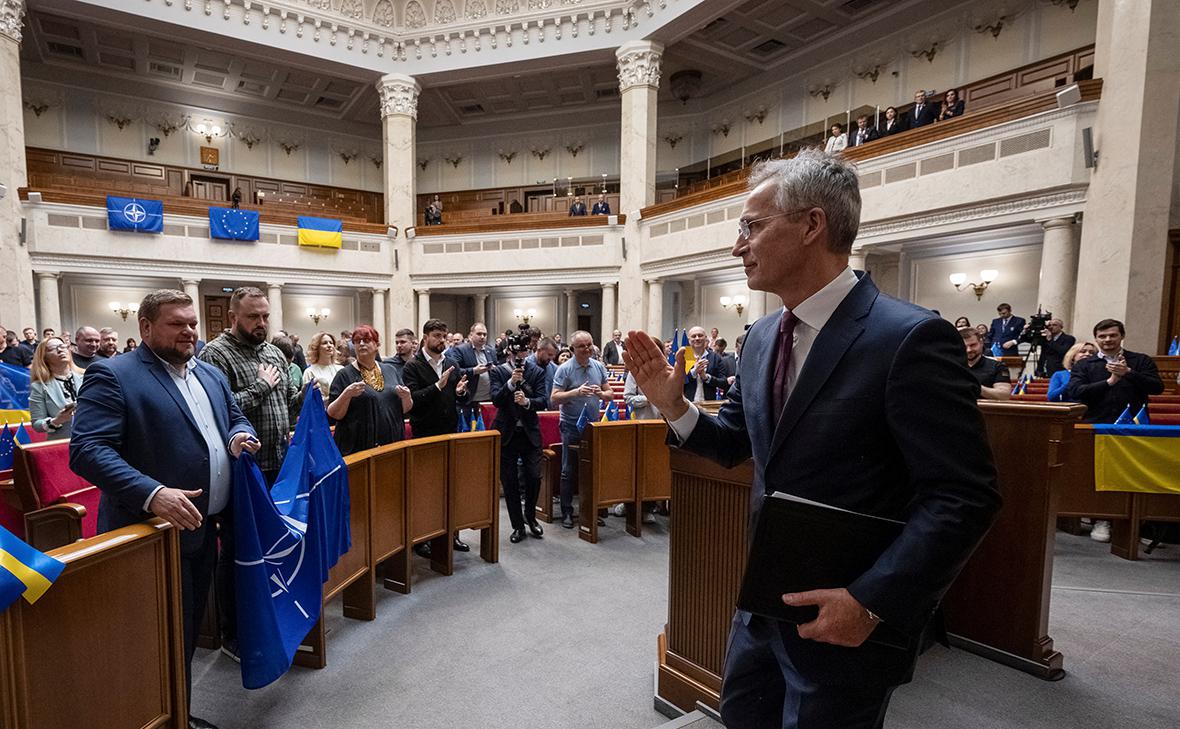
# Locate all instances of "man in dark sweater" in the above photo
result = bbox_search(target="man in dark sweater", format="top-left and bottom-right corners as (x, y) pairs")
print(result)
(1067, 318), (1164, 424)
(402, 318), (470, 554)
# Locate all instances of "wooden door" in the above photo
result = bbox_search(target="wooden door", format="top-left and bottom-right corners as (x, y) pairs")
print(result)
(190, 176), (229, 201)
(204, 296), (231, 341)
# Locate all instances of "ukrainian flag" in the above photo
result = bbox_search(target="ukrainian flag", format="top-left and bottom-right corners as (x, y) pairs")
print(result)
(297, 216), (343, 249)
(1, 524), (65, 611)
(1093, 424), (1180, 495)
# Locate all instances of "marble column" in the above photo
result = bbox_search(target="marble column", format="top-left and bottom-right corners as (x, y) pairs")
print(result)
(377, 73), (420, 335)
(1037, 218), (1080, 330)
(1074, 0), (1180, 351)
(35, 271), (61, 336)
(180, 279), (201, 308)
(564, 288), (578, 338)
(267, 283), (284, 334)
(416, 289), (431, 333)
(1, 1), (36, 329)
(372, 288), (388, 356)
(647, 279), (664, 335)
(600, 283), (617, 340)
(474, 293), (488, 326)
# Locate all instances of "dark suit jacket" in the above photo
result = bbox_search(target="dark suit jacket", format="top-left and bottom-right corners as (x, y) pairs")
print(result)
(402, 350), (467, 437)
(676, 274), (1000, 685)
(69, 346), (256, 554)
(1038, 333), (1076, 376)
(591, 202), (611, 215)
(908, 102), (938, 128)
(682, 351), (729, 401)
(451, 341), (498, 397)
(846, 126), (880, 147)
(881, 118), (910, 136)
(489, 360), (548, 448)
(603, 340), (625, 366)
(988, 316), (1026, 356)
(1066, 351), (1164, 423)
(938, 100), (966, 120)
(568, 203), (588, 216)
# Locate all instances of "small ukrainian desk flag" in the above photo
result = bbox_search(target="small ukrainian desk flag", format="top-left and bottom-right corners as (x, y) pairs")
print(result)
(1, 524), (65, 611)
(297, 215), (343, 249)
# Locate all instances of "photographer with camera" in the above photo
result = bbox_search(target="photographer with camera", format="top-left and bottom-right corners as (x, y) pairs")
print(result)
(1036, 318), (1076, 377)
(490, 326), (549, 544)
(988, 303), (1025, 357)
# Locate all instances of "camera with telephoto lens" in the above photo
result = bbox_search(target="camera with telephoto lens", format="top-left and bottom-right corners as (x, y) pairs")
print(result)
(1019, 308), (1052, 346)
(498, 322), (532, 360)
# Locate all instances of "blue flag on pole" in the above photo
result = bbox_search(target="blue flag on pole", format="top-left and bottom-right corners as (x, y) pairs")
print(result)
(106, 195), (164, 233)
(1, 523), (65, 611)
(575, 404), (591, 433)
(1113, 406), (1134, 425)
(1169, 337), (1179, 356)
(991, 342), (1003, 357)
(1132, 406), (1150, 425)
(667, 329), (679, 366)
(234, 385), (350, 689)
(0, 425), (15, 471)
(209, 206), (260, 241)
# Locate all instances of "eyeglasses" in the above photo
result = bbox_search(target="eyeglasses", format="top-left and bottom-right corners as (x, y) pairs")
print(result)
(353, 337), (374, 345)
(45, 346), (66, 353)
(737, 208), (810, 241)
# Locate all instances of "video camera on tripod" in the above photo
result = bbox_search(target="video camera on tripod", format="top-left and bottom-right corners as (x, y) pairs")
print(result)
(1019, 307), (1052, 347)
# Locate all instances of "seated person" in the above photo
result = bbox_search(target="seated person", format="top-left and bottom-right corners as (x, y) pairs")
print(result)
(962, 327), (1011, 400)
(568, 196), (588, 216)
(1047, 341), (1096, 402)
(424, 203), (442, 225)
(937, 88), (966, 121)
(880, 105), (909, 135)
(823, 123), (847, 153)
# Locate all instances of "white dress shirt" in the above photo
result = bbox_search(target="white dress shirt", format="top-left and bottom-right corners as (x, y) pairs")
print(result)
(145, 352), (234, 515)
(668, 266), (860, 440)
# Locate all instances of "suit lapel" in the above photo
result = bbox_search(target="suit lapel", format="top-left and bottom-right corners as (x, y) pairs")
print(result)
(768, 275), (877, 459)
(139, 347), (203, 438)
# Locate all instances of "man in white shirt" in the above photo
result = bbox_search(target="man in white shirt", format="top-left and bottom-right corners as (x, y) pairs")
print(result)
(624, 150), (999, 729)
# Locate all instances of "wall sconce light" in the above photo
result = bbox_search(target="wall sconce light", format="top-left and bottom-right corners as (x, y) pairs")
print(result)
(911, 43), (941, 63)
(530, 145), (551, 160)
(719, 295), (747, 316)
(338, 149), (359, 164)
(23, 99), (52, 117)
(277, 139), (301, 156)
(1049, 0), (1080, 10)
(106, 112), (135, 130)
(662, 132), (684, 148)
(444, 154), (464, 168)
(307, 307), (331, 325)
(370, 155), (383, 169)
(808, 83), (835, 101)
(417, 157), (430, 171)
(949, 270), (998, 300)
(513, 308), (537, 324)
(193, 120), (225, 144)
(744, 106), (768, 125)
(237, 130), (263, 150)
(972, 15), (1009, 39)
(109, 302), (139, 321)
(498, 149), (517, 164)
(853, 64), (884, 83)
(153, 113), (188, 137)
(565, 141), (585, 158)
(711, 122), (731, 138)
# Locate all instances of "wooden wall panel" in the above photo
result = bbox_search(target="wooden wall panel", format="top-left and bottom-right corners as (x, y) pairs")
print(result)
(369, 446), (406, 564)
(447, 432), (499, 530)
(325, 455), (371, 600)
(637, 421), (672, 502)
(406, 439), (448, 542)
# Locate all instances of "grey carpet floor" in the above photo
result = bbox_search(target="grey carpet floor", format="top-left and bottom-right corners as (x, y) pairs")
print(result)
(191, 509), (1179, 729)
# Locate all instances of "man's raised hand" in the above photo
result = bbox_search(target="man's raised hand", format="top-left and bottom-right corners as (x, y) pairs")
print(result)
(623, 330), (690, 420)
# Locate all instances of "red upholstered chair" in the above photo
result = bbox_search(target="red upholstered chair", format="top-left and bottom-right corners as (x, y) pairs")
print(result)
(480, 403), (497, 428)
(403, 420), (413, 439)
(1151, 414), (1180, 425)
(537, 411), (564, 523)
(12, 440), (100, 542)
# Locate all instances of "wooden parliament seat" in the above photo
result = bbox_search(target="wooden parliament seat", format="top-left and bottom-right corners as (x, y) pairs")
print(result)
(11, 440), (100, 549)
(536, 411), (564, 524)
(577, 420), (672, 543)
(0, 519), (188, 729)
(656, 401), (1084, 713)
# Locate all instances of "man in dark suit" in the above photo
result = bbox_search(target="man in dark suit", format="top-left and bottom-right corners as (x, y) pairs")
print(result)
(625, 151), (1000, 729)
(490, 342), (548, 543)
(1037, 318), (1076, 377)
(450, 322), (496, 402)
(682, 326), (729, 402)
(402, 318), (470, 554)
(70, 289), (259, 729)
(1066, 318), (1163, 424)
(568, 196), (588, 216)
(988, 303), (1026, 357)
(908, 89), (938, 128)
(846, 114), (880, 148)
(591, 194), (611, 215)
(602, 329), (625, 365)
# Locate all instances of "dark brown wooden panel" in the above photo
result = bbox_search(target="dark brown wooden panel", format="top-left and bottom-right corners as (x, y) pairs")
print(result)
(406, 438), (448, 542)
(369, 445), (406, 564)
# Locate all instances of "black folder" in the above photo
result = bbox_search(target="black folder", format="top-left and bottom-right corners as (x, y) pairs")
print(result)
(737, 492), (913, 650)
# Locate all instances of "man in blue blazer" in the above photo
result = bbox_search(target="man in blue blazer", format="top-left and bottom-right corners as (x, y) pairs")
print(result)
(70, 289), (258, 729)
(451, 322), (497, 402)
(626, 151), (1000, 729)
(680, 326), (730, 402)
(988, 303), (1026, 357)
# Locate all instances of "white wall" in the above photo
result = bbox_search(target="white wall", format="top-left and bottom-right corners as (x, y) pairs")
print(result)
(491, 295), (561, 338)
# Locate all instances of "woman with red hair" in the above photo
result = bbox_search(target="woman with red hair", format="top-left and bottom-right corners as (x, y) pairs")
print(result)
(326, 325), (412, 455)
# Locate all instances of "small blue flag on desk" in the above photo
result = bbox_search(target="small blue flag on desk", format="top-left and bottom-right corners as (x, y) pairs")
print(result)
(1113, 406), (1134, 425)
(1, 524), (65, 612)
(209, 206), (260, 241)
(106, 195), (163, 233)
(1169, 337), (1179, 356)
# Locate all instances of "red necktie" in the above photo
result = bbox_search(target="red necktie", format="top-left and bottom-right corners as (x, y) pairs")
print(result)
(772, 311), (798, 420)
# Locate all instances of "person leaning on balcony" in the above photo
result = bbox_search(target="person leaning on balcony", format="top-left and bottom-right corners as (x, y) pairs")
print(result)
(937, 88), (966, 121)
(909, 89), (939, 128)
(881, 105), (909, 136)
(823, 123), (848, 154)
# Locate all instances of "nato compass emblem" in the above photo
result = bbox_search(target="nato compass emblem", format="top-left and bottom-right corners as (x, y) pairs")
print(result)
(241, 520), (312, 620)
(123, 201), (147, 224)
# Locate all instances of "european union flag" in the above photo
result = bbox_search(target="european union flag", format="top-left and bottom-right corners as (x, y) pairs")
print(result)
(1, 523), (65, 611)
(209, 206), (260, 242)
(0, 362), (31, 410)
(0, 425), (14, 471)
(1114, 405), (1134, 425)
(991, 342), (1004, 357)
(106, 195), (163, 233)
(234, 386), (349, 689)
(575, 404), (591, 433)
(1169, 337), (1179, 356)
(667, 329), (679, 366)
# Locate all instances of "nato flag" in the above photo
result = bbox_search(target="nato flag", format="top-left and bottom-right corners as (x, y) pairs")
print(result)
(209, 206), (260, 241)
(106, 195), (163, 233)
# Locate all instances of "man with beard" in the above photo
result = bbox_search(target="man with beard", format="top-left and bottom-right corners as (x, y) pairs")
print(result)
(70, 289), (259, 729)
(198, 286), (301, 661)
(98, 327), (120, 358)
